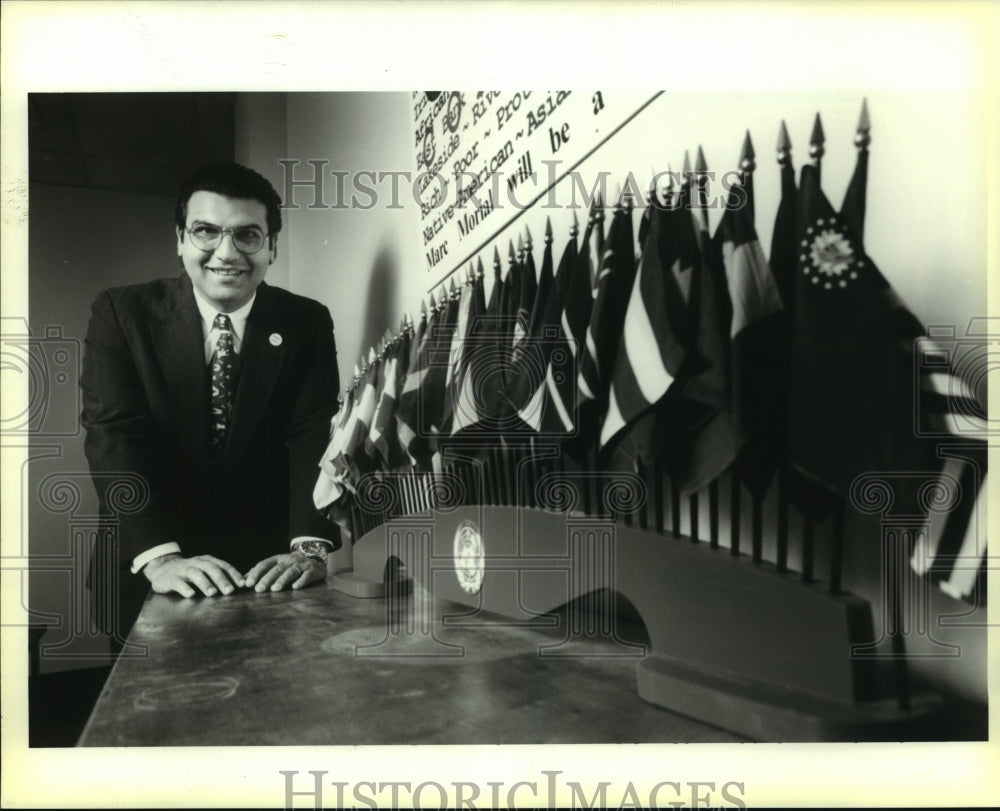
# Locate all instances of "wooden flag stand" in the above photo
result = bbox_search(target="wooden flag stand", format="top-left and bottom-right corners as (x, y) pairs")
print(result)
(334, 497), (948, 742)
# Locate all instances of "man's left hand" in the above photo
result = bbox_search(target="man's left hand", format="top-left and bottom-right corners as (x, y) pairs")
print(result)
(244, 551), (327, 592)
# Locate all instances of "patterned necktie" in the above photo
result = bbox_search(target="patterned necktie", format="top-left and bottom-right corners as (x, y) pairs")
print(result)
(209, 313), (236, 451)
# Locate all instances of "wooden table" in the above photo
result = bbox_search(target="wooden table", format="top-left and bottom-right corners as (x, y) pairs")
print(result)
(79, 580), (745, 746)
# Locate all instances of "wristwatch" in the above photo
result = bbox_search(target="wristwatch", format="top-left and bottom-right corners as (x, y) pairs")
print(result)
(295, 540), (331, 565)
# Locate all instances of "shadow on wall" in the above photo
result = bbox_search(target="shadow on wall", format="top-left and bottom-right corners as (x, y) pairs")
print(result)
(358, 244), (398, 361)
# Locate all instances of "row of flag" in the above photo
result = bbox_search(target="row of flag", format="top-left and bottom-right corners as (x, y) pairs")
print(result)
(314, 101), (987, 602)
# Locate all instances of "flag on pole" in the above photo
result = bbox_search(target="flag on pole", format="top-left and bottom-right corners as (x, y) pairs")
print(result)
(451, 267), (488, 435)
(514, 219), (577, 432)
(396, 302), (432, 469)
(367, 330), (411, 469)
(513, 230), (537, 350)
(538, 203), (597, 437)
(578, 196), (637, 410)
(600, 190), (690, 450)
(714, 139), (785, 496)
(787, 160), (914, 510)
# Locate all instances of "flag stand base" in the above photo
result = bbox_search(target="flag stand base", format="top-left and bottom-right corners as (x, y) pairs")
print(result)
(346, 504), (957, 741)
(636, 654), (945, 741)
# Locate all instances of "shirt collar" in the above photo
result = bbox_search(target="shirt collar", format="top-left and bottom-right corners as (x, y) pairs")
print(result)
(192, 288), (257, 341)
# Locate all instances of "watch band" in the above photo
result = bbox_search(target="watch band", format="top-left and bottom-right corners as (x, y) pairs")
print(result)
(294, 540), (331, 564)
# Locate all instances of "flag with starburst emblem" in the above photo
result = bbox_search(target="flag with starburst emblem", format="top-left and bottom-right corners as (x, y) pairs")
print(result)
(788, 163), (914, 510)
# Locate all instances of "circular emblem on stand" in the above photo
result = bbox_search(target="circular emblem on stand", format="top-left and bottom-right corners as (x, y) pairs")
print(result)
(453, 520), (485, 595)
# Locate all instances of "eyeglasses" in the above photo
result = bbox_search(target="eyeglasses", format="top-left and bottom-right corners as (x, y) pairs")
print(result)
(185, 224), (269, 254)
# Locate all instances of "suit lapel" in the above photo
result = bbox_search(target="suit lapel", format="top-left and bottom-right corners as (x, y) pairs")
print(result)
(225, 282), (289, 470)
(151, 276), (211, 462)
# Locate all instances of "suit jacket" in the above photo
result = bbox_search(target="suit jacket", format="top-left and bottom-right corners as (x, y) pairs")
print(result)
(81, 274), (340, 628)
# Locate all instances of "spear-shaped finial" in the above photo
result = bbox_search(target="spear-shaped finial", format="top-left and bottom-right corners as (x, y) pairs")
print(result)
(695, 145), (708, 176)
(855, 97), (871, 150)
(682, 149), (692, 185)
(664, 161), (675, 192)
(449, 276), (458, 300)
(776, 120), (793, 168)
(368, 346), (377, 366)
(613, 183), (624, 214)
(476, 256), (485, 280)
(739, 130), (756, 174)
(492, 245), (501, 275)
(809, 112), (825, 163)
(428, 291), (438, 315)
(570, 209), (580, 238)
(544, 216), (553, 246)
(524, 224), (533, 251)
(508, 239), (517, 266)
(516, 233), (525, 261)
(594, 190), (605, 224)
(352, 362), (361, 381)
(465, 262), (474, 285)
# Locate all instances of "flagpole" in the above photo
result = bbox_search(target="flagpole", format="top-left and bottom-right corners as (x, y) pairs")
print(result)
(751, 493), (763, 564)
(801, 517), (815, 582)
(708, 481), (719, 550)
(636, 458), (648, 530)
(774, 119), (794, 573)
(653, 460), (664, 534)
(671, 481), (681, 538)
(730, 477), (741, 556)
(809, 112), (825, 182)
(689, 492), (699, 543)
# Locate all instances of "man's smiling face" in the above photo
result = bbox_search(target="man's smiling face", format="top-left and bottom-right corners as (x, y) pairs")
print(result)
(177, 191), (276, 313)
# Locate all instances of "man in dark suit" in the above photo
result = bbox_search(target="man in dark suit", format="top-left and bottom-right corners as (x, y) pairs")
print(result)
(80, 161), (340, 640)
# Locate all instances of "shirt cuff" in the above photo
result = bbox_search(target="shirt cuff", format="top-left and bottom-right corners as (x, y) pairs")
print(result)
(290, 536), (334, 551)
(131, 542), (182, 574)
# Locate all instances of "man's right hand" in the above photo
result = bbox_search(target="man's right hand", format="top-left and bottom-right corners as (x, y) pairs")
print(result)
(142, 553), (246, 598)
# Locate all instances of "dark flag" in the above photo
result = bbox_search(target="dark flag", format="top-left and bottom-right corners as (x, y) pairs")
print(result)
(527, 219), (555, 340)
(787, 162), (907, 510)
(513, 231), (537, 351)
(769, 121), (798, 310)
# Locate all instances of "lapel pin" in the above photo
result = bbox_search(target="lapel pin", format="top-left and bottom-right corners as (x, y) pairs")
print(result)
(269, 333), (283, 347)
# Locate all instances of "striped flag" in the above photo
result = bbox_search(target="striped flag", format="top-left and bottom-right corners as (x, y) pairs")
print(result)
(515, 225), (577, 432)
(420, 291), (459, 453)
(441, 278), (474, 435)
(342, 351), (381, 483)
(600, 196), (689, 449)
(715, 170), (785, 495)
(451, 270), (488, 435)
(910, 447), (988, 604)
(313, 390), (354, 509)
(396, 304), (432, 469)
(538, 209), (596, 437)
(578, 199), (636, 410)
(367, 331), (410, 469)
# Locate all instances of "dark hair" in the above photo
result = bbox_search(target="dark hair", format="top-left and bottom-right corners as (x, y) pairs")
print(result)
(174, 161), (283, 236)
